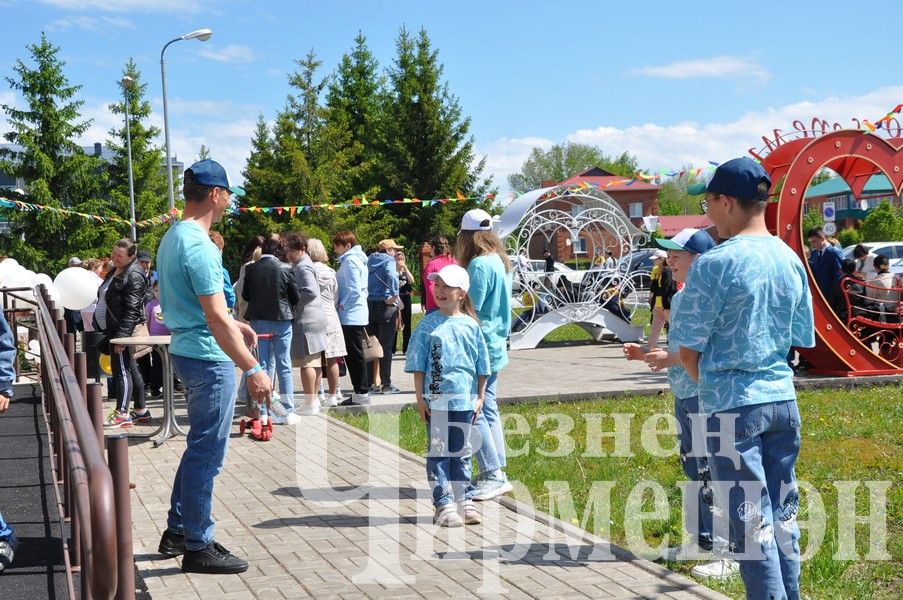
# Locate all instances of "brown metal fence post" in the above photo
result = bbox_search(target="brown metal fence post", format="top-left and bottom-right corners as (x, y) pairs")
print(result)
(86, 383), (105, 448)
(75, 352), (88, 405)
(107, 436), (135, 600)
(64, 332), (75, 367)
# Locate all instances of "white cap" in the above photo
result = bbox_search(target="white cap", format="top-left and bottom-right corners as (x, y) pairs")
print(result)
(460, 208), (493, 231)
(67, 257), (82, 267)
(652, 249), (668, 259)
(427, 264), (470, 292)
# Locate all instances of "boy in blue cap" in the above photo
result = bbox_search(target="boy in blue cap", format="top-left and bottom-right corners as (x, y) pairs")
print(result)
(672, 157), (814, 599)
(625, 227), (739, 579)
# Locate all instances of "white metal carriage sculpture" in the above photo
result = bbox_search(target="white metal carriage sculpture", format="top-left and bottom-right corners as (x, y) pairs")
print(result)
(496, 184), (650, 350)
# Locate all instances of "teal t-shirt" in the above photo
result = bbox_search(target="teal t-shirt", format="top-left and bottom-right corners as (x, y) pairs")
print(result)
(405, 311), (491, 411)
(467, 254), (513, 373)
(157, 220), (231, 362)
(670, 235), (815, 414)
(666, 290), (697, 401)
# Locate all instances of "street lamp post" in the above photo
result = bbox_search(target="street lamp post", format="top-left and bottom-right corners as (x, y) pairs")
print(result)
(121, 75), (137, 241)
(160, 28), (213, 211)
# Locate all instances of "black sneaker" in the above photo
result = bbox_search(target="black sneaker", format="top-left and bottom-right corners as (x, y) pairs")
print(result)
(158, 529), (185, 557)
(181, 541), (248, 574)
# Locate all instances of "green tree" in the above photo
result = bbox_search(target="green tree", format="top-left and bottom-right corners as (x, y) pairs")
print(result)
(104, 59), (169, 254)
(859, 200), (902, 242)
(197, 144), (211, 161)
(507, 142), (639, 192)
(378, 27), (494, 244)
(657, 168), (704, 216)
(837, 226), (863, 248)
(801, 207), (824, 237)
(325, 31), (384, 198)
(0, 33), (105, 271)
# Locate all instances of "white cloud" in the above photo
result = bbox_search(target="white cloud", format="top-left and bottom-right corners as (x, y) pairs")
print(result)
(634, 55), (770, 84)
(198, 44), (257, 65)
(37, 0), (202, 13)
(483, 86), (903, 197)
(47, 15), (135, 32)
(476, 135), (554, 193)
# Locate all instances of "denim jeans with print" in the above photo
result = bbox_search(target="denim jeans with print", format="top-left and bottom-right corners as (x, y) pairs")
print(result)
(167, 356), (237, 551)
(250, 319), (294, 414)
(706, 399), (802, 600)
(426, 410), (475, 508)
(674, 395), (715, 552)
(472, 373), (505, 473)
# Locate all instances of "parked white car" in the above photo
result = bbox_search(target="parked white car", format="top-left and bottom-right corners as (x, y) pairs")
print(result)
(842, 242), (903, 276)
(509, 256), (582, 293)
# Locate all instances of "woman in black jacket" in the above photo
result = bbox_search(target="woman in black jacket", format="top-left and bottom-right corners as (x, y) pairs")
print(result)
(97, 238), (149, 428)
(242, 234), (300, 422)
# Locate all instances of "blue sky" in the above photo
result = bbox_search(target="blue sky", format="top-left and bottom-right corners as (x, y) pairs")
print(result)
(2, 0), (901, 200)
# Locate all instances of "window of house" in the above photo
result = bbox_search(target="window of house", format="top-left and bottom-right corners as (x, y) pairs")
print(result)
(572, 237), (587, 254)
(629, 203), (643, 218)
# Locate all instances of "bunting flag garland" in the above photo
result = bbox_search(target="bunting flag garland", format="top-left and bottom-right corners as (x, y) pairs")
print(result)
(0, 193), (492, 230)
(863, 103), (903, 133)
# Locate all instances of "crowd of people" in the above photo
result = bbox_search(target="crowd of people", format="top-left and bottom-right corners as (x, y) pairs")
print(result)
(1, 156), (839, 600)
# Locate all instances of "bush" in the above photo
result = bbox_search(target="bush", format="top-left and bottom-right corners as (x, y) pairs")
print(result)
(859, 200), (903, 242)
(836, 227), (862, 248)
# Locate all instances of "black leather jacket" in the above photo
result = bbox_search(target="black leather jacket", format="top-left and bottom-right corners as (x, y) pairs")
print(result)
(242, 256), (299, 321)
(100, 259), (147, 339)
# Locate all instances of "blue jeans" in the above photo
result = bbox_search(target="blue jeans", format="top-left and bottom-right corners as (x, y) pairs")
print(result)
(426, 411), (475, 508)
(472, 373), (505, 473)
(167, 357), (237, 551)
(250, 319), (294, 414)
(706, 400), (802, 600)
(0, 510), (12, 540)
(674, 395), (714, 551)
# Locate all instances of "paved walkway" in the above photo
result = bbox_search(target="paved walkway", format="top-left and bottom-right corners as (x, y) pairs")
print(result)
(110, 339), (903, 599)
(126, 410), (726, 599)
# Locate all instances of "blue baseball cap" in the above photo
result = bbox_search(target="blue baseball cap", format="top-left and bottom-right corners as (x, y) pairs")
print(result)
(686, 157), (770, 199)
(655, 228), (716, 255)
(184, 159), (246, 196)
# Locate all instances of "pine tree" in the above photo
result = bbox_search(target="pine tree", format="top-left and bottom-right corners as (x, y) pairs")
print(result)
(379, 27), (493, 244)
(325, 31), (384, 197)
(197, 144), (211, 161)
(0, 33), (105, 271)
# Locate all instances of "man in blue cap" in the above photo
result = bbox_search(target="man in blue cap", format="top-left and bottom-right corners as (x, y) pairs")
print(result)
(155, 159), (273, 574)
(671, 157), (814, 598)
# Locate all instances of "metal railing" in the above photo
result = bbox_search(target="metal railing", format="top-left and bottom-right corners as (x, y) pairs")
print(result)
(6, 283), (137, 600)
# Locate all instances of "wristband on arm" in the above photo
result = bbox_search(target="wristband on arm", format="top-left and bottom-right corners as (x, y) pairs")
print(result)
(245, 364), (263, 377)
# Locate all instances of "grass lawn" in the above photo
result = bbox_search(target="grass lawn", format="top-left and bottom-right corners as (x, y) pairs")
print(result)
(334, 385), (903, 599)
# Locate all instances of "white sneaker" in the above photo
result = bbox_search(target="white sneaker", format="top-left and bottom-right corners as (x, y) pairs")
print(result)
(433, 504), (463, 528)
(297, 398), (320, 416)
(323, 394), (339, 408)
(459, 500), (482, 525)
(283, 413), (302, 425)
(659, 541), (714, 561)
(352, 392), (371, 405)
(690, 559), (740, 579)
(471, 473), (513, 501)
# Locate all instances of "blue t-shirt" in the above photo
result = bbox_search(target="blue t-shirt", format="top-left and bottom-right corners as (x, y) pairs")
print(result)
(666, 290), (696, 401)
(405, 311), (491, 411)
(671, 235), (815, 414)
(157, 220), (231, 362)
(467, 254), (513, 373)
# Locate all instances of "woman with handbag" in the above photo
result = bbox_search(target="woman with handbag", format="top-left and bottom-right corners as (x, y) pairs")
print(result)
(98, 238), (150, 428)
(367, 239), (402, 394)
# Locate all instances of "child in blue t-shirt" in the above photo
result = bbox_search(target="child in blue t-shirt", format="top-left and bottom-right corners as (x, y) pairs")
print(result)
(405, 264), (490, 528)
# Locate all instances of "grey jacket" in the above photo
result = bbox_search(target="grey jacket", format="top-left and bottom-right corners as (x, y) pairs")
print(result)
(290, 253), (327, 357)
